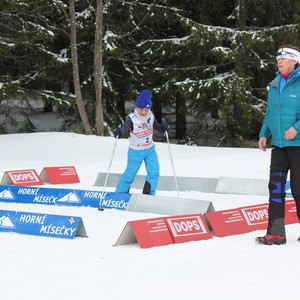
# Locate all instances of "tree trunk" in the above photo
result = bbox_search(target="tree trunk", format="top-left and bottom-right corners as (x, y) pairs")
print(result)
(175, 96), (186, 140)
(236, 0), (246, 29)
(94, 0), (105, 135)
(68, 0), (93, 135)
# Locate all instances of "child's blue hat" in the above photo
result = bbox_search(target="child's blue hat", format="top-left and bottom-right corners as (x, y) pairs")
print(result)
(135, 89), (152, 109)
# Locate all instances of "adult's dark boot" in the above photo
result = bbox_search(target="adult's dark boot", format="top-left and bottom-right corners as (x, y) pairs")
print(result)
(255, 234), (286, 245)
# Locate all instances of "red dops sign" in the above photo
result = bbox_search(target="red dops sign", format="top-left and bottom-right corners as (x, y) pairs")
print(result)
(115, 214), (212, 248)
(205, 200), (298, 238)
(1, 169), (43, 186)
(166, 215), (212, 243)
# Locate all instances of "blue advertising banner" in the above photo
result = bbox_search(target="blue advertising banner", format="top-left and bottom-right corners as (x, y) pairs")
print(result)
(0, 209), (87, 239)
(0, 185), (131, 210)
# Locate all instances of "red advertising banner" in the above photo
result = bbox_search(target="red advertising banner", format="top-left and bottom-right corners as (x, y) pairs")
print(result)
(285, 200), (298, 224)
(1, 169), (43, 186)
(39, 166), (80, 184)
(205, 200), (298, 238)
(166, 214), (212, 243)
(115, 217), (174, 248)
(114, 214), (212, 248)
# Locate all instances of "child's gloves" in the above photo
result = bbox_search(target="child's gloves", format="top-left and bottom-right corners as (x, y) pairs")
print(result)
(158, 119), (169, 133)
(113, 127), (123, 138)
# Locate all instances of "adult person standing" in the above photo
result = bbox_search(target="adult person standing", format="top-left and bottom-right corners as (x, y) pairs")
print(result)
(256, 45), (300, 245)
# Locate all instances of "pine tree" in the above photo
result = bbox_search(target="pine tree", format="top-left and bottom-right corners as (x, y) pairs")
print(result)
(2, 0), (300, 146)
(0, 0), (72, 132)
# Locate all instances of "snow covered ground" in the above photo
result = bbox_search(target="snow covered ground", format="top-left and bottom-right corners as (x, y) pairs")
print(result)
(0, 132), (299, 300)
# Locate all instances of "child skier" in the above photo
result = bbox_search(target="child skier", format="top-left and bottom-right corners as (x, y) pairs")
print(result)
(113, 89), (169, 195)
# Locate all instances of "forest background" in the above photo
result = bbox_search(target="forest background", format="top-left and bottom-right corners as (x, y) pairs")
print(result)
(1, 0), (300, 146)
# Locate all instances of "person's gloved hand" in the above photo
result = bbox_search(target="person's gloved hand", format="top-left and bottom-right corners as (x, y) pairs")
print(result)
(113, 127), (123, 138)
(158, 119), (169, 133)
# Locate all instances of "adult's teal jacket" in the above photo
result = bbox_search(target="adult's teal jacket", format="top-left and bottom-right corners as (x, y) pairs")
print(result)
(259, 67), (300, 148)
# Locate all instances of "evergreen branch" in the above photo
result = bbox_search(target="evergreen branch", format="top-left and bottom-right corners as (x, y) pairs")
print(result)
(120, 0), (157, 38)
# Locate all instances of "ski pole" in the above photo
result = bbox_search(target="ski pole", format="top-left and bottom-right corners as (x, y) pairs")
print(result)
(98, 136), (118, 211)
(165, 130), (180, 198)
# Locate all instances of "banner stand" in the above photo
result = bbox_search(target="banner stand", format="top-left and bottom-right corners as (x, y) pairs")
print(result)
(114, 223), (138, 246)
